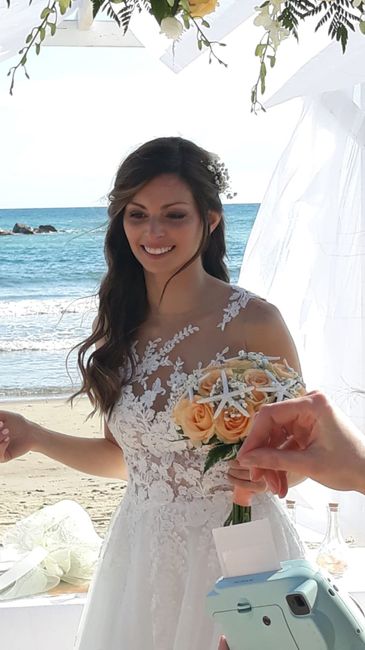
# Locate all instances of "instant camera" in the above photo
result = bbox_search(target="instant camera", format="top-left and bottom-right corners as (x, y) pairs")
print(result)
(207, 558), (365, 649)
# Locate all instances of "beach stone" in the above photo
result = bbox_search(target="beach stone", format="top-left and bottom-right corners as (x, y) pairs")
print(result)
(35, 224), (58, 233)
(0, 229), (13, 236)
(13, 222), (34, 234)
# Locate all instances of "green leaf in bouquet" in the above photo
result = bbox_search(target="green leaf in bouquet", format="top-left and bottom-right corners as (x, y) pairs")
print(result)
(203, 443), (239, 474)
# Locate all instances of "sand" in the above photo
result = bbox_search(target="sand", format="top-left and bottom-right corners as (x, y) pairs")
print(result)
(0, 397), (126, 540)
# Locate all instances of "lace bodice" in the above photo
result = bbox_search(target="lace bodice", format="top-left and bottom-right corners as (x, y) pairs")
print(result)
(108, 286), (256, 505)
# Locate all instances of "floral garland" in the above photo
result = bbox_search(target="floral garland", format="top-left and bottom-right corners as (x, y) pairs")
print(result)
(251, 0), (365, 112)
(6, 0), (225, 94)
(5, 0), (365, 108)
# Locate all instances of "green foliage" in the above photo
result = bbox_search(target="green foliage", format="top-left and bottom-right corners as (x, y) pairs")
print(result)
(252, 0), (365, 112)
(203, 443), (240, 474)
(278, 0), (315, 40)
(5, 0), (365, 104)
(7, 0), (61, 95)
(279, 0), (360, 53)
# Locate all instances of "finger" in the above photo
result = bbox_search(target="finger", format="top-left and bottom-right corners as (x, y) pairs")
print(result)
(227, 467), (251, 481)
(239, 447), (311, 475)
(240, 398), (315, 456)
(218, 636), (229, 650)
(0, 438), (10, 462)
(249, 467), (287, 496)
(228, 475), (267, 494)
(233, 485), (254, 506)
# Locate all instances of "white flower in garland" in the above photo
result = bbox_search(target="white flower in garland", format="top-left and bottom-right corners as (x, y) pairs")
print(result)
(160, 16), (184, 41)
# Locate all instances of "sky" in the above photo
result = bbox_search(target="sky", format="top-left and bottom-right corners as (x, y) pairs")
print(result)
(0, 10), (307, 208)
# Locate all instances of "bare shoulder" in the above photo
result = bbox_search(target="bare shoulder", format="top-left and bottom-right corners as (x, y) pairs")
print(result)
(243, 296), (284, 327)
(236, 296), (301, 373)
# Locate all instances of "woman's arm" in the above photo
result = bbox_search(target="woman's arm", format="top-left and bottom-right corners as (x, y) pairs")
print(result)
(0, 410), (127, 480)
(228, 299), (305, 491)
(241, 299), (301, 374)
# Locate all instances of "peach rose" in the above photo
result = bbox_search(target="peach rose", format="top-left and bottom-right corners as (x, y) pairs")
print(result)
(242, 368), (272, 402)
(291, 383), (307, 398)
(215, 402), (254, 444)
(269, 361), (296, 380)
(198, 368), (233, 397)
(223, 359), (253, 372)
(189, 0), (217, 18)
(173, 397), (215, 446)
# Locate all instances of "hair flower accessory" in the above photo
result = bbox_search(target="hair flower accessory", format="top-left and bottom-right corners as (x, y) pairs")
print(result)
(206, 155), (237, 200)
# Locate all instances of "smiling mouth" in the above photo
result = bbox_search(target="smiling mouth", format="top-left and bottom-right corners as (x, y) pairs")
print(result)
(142, 245), (174, 256)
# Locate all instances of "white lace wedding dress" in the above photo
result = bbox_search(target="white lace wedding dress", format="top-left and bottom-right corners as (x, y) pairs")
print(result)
(75, 286), (304, 650)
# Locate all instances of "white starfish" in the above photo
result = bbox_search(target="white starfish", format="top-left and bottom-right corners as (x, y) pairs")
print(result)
(258, 377), (300, 402)
(197, 369), (252, 418)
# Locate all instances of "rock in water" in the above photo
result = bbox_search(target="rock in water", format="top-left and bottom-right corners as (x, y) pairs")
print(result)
(36, 224), (57, 233)
(13, 223), (34, 234)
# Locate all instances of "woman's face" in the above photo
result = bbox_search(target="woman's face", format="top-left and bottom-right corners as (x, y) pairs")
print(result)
(123, 174), (218, 279)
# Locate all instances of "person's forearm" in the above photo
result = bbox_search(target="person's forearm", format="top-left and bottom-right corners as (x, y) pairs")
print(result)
(355, 462), (365, 495)
(31, 424), (127, 480)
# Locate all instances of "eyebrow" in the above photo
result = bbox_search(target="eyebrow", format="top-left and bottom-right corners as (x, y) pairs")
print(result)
(127, 201), (190, 209)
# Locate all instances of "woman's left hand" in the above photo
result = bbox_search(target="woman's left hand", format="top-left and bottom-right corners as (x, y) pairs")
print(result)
(227, 459), (268, 505)
(228, 459), (288, 503)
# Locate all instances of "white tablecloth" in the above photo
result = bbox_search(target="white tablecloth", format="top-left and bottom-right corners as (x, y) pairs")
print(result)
(0, 593), (85, 650)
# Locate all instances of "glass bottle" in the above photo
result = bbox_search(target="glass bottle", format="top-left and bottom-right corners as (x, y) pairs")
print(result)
(316, 502), (348, 578)
(286, 499), (297, 524)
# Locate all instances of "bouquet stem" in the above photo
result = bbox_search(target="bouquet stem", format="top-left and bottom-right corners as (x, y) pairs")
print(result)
(224, 504), (251, 526)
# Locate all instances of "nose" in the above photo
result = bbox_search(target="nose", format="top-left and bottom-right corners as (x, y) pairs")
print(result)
(146, 216), (165, 238)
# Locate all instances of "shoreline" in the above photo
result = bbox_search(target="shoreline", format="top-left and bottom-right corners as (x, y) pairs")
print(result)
(0, 397), (125, 539)
(0, 392), (74, 404)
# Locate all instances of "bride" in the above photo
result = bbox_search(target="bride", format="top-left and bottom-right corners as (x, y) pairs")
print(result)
(0, 137), (304, 650)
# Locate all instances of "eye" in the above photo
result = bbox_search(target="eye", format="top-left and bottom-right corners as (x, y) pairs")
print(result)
(127, 211), (146, 220)
(165, 212), (186, 220)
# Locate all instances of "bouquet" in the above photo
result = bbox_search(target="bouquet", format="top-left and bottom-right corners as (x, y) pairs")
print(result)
(173, 351), (305, 526)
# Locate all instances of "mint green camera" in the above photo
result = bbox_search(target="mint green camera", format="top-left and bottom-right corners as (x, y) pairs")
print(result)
(207, 559), (365, 649)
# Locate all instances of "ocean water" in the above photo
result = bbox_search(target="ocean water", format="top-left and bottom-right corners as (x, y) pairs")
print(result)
(0, 204), (258, 399)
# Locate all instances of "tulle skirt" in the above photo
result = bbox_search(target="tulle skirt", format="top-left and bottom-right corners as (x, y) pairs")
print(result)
(74, 489), (304, 650)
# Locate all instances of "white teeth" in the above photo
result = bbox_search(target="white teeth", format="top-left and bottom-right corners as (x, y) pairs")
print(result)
(143, 246), (173, 255)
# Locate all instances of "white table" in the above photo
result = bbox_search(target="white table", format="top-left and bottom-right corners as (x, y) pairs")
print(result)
(0, 593), (85, 650)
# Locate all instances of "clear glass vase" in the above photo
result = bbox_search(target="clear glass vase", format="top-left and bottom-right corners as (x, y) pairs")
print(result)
(316, 502), (348, 578)
(286, 498), (297, 524)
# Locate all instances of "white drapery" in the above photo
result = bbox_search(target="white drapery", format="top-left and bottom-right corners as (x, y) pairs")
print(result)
(239, 87), (365, 542)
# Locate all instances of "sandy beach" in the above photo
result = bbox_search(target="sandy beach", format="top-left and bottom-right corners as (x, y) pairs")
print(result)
(0, 397), (126, 540)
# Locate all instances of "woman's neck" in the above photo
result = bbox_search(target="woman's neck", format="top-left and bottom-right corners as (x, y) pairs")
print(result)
(145, 263), (222, 317)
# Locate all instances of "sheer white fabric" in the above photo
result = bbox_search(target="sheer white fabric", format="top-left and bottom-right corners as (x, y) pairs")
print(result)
(74, 286), (304, 650)
(239, 91), (365, 542)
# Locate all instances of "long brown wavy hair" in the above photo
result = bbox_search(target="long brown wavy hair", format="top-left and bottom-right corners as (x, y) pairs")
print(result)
(73, 137), (230, 415)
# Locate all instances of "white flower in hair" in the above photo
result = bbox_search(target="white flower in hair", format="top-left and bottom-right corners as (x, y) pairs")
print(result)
(206, 154), (237, 199)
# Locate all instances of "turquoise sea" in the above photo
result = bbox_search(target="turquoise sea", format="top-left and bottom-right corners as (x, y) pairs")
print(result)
(0, 204), (258, 399)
